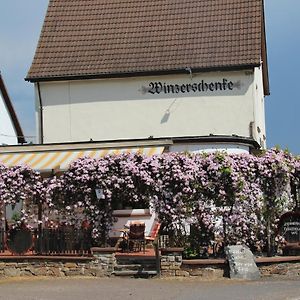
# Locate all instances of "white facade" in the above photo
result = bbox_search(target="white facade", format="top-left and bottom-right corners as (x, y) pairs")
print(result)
(35, 68), (266, 151)
(253, 66), (267, 148)
(0, 88), (19, 145)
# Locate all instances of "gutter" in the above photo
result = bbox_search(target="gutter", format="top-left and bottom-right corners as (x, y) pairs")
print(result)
(171, 135), (261, 150)
(37, 82), (44, 144)
(0, 135), (260, 153)
(25, 64), (260, 83)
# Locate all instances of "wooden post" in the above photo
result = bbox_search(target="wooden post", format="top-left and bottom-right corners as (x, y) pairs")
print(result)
(154, 241), (161, 277)
(223, 217), (227, 246)
(0, 204), (4, 252)
(38, 201), (43, 254)
(266, 217), (271, 257)
(265, 197), (273, 257)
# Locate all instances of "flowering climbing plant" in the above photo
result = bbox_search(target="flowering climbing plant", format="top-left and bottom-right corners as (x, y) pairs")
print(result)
(0, 148), (299, 253)
(145, 153), (198, 245)
(48, 153), (154, 245)
(0, 164), (47, 227)
(191, 152), (260, 248)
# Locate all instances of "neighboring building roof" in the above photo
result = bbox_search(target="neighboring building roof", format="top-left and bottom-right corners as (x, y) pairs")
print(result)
(26, 0), (269, 94)
(0, 73), (25, 144)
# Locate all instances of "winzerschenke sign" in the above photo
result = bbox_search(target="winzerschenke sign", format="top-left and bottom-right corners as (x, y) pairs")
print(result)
(144, 78), (239, 95)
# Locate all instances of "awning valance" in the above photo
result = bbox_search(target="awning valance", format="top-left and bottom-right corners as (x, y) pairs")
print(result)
(0, 142), (169, 172)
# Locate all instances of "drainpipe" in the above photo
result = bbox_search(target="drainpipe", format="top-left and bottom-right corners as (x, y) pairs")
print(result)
(37, 82), (44, 144)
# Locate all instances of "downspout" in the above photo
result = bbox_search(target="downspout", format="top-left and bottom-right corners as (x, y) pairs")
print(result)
(37, 82), (44, 144)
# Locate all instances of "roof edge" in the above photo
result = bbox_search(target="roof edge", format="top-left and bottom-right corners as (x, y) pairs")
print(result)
(172, 135), (261, 149)
(261, 0), (270, 96)
(0, 135), (260, 153)
(0, 73), (26, 144)
(0, 137), (173, 154)
(25, 64), (259, 83)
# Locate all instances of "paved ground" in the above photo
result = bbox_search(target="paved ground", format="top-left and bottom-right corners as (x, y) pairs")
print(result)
(0, 277), (299, 300)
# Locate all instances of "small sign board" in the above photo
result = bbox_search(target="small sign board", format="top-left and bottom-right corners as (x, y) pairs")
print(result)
(225, 245), (260, 280)
(278, 212), (300, 243)
(278, 211), (300, 255)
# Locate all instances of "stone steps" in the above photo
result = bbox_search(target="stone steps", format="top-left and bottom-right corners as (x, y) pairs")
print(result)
(114, 257), (158, 277)
(116, 257), (156, 266)
(113, 270), (158, 277)
(114, 264), (143, 271)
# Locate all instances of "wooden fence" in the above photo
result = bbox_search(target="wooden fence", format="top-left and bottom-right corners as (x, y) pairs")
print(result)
(1, 227), (92, 256)
(34, 227), (92, 255)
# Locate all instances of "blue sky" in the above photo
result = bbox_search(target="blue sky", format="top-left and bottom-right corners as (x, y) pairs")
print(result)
(0, 0), (299, 154)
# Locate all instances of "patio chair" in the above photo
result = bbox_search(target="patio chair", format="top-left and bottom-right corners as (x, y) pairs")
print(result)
(128, 221), (145, 253)
(145, 222), (161, 245)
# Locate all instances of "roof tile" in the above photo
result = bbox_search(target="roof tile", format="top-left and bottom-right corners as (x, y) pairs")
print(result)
(27, 0), (264, 80)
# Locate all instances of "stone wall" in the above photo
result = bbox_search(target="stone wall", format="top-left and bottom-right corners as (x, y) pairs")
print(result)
(160, 249), (185, 277)
(258, 262), (300, 277)
(0, 261), (95, 277)
(1, 249), (300, 279)
(160, 248), (227, 278)
(181, 265), (227, 279)
(160, 249), (300, 279)
(0, 248), (117, 278)
(91, 247), (116, 275)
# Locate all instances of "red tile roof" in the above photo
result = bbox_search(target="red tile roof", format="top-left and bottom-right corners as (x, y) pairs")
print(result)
(26, 0), (269, 93)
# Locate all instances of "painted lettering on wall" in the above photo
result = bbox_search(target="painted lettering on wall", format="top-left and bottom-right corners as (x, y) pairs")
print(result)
(147, 78), (236, 95)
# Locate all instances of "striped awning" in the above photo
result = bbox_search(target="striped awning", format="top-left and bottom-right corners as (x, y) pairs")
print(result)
(0, 146), (165, 171)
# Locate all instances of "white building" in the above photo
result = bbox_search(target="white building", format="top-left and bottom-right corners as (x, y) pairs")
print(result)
(24, 0), (269, 155)
(0, 0), (270, 234)
(0, 0), (270, 175)
(0, 73), (24, 145)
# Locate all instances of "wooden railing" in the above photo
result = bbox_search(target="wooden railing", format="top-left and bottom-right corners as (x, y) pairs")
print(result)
(34, 227), (92, 255)
(1, 227), (92, 256)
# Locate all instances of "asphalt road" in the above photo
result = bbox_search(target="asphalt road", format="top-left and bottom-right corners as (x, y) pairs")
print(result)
(0, 277), (299, 300)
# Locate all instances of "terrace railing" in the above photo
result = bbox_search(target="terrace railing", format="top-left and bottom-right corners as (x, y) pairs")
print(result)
(1, 226), (92, 256)
(34, 227), (92, 255)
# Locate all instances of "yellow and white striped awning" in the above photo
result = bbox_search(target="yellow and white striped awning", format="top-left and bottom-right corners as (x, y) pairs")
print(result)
(0, 146), (165, 171)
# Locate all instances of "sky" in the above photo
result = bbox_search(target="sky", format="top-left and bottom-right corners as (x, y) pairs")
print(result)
(0, 0), (299, 154)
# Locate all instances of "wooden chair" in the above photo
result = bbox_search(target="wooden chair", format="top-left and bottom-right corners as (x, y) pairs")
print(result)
(128, 222), (145, 253)
(145, 222), (161, 245)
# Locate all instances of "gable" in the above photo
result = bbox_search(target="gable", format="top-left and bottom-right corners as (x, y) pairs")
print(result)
(26, 0), (268, 91)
